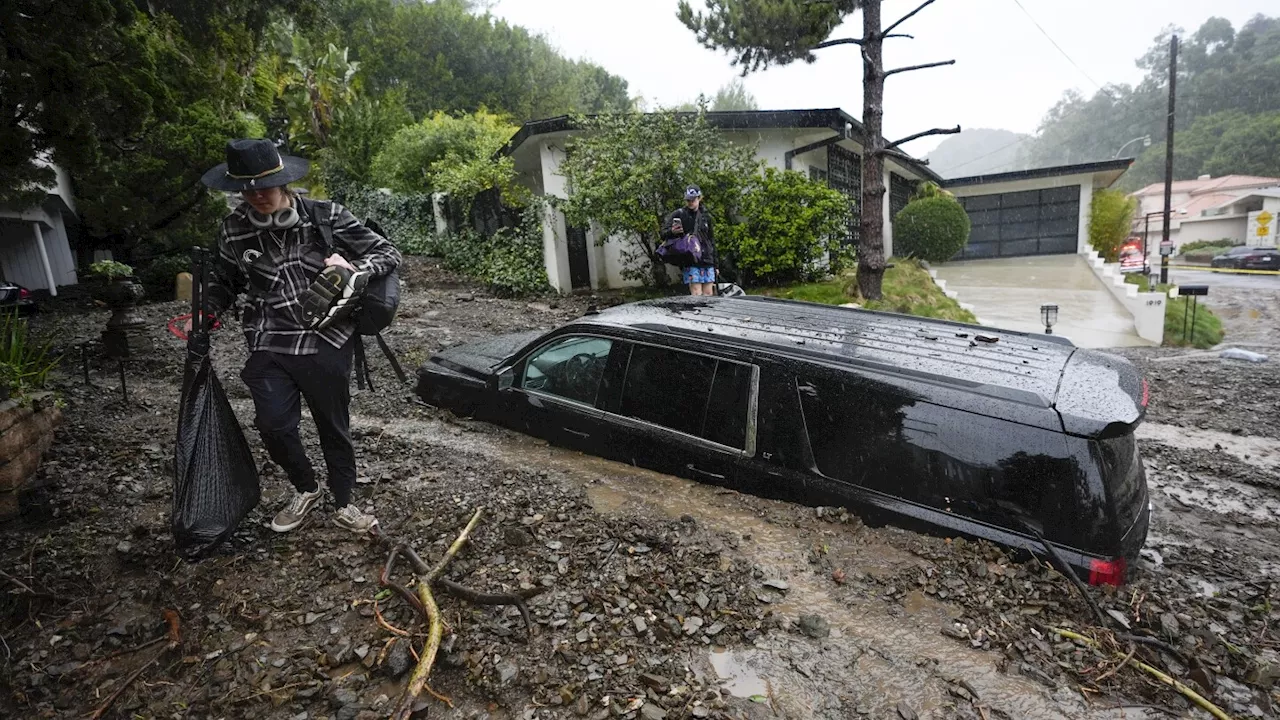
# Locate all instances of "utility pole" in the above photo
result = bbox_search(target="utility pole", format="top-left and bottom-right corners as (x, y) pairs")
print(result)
(1160, 34), (1178, 286)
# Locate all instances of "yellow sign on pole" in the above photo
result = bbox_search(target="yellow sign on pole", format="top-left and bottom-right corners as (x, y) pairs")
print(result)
(1256, 210), (1274, 241)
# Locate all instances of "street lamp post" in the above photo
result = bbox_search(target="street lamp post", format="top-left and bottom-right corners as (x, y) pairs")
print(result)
(1114, 135), (1152, 159)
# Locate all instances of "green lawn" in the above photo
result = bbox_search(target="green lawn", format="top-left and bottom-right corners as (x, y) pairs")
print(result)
(1125, 274), (1225, 348)
(752, 259), (979, 324)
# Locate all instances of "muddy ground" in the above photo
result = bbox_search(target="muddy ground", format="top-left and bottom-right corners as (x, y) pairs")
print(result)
(3, 259), (1280, 719)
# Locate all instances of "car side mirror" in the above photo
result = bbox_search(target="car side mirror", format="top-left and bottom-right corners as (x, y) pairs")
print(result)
(495, 366), (516, 392)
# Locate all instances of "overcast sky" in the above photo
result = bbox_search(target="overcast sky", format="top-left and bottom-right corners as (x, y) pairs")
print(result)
(489, 0), (1272, 157)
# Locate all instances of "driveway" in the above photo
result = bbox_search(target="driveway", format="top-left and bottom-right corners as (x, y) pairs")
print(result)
(933, 254), (1151, 348)
(1167, 265), (1280, 290)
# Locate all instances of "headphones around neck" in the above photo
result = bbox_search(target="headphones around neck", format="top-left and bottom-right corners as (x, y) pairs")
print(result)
(246, 205), (300, 229)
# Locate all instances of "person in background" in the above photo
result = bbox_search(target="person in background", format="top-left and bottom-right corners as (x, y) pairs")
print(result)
(198, 138), (402, 534)
(663, 185), (717, 296)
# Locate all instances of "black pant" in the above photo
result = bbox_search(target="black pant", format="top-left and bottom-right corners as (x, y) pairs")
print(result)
(240, 339), (357, 508)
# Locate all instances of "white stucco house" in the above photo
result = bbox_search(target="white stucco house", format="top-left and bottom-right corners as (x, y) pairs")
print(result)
(499, 109), (941, 294)
(0, 160), (79, 296)
(1130, 174), (1280, 248)
(943, 159), (1134, 260)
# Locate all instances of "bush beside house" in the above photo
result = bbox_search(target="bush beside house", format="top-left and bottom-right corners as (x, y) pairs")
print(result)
(718, 168), (854, 286)
(1088, 188), (1137, 262)
(892, 196), (971, 263)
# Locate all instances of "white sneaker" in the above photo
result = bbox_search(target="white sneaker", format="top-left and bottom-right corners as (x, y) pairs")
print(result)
(270, 488), (323, 532)
(333, 505), (379, 533)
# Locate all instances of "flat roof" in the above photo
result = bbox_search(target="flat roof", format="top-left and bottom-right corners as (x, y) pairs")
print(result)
(944, 158), (1134, 188)
(500, 109), (942, 182)
(584, 295), (1075, 407)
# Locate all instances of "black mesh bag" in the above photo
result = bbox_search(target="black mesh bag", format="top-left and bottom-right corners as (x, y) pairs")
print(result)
(172, 248), (260, 557)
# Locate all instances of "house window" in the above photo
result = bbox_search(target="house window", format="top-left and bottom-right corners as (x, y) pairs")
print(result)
(809, 168), (829, 183)
(890, 173), (917, 219)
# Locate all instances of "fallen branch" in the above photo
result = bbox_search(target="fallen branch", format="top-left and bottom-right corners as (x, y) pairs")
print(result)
(391, 575), (445, 720)
(87, 609), (181, 719)
(372, 509), (552, 719)
(373, 600), (414, 638)
(1052, 627), (1235, 720)
(387, 509), (483, 720)
(88, 652), (161, 720)
(1093, 644), (1137, 684)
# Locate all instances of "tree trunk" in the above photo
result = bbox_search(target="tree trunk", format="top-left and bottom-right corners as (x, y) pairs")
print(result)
(856, 0), (887, 301)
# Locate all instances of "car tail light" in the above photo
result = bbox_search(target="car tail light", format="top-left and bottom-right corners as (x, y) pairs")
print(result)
(19, 288), (30, 300)
(1088, 556), (1126, 586)
(1140, 378), (1149, 408)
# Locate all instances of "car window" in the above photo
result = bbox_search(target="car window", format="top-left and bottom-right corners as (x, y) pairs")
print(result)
(703, 361), (754, 449)
(1230, 247), (1253, 255)
(617, 345), (754, 450)
(620, 345), (716, 436)
(522, 336), (613, 406)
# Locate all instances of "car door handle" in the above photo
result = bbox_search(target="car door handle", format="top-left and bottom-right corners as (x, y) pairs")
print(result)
(563, 428), (590, 439)
(687, 464), (726, 481)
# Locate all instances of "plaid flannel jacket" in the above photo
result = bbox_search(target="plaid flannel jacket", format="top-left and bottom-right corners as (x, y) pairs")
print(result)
(206, 198), (402, 355)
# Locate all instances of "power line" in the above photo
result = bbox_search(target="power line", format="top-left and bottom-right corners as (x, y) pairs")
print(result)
(1009, 0), (1103, 91)
(942, 135), (1033, 174)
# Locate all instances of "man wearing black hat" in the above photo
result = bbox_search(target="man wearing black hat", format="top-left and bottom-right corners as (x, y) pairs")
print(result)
(199, 139), (401, 534)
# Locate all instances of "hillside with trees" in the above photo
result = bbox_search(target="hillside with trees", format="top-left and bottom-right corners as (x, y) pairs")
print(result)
(926, 129), (1030, 178)
(1025, 13), (1280, 190)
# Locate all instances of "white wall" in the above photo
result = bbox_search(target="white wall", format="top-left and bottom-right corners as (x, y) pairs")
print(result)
(948, 172), (1095, 255)
(1177, 216), (1246, 247)
(1084, 250), (1166, 345)
(0, 213), (77, 292)
(538, 142), (572, 294)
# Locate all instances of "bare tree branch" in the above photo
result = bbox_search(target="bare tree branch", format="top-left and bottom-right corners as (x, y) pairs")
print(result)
(813, 37), (864, 49)
(813, 33), (913, 50)
(885, 59), (956, 77)
(883, 0), (939, 38)
(878, 148), (930, 166)
(887, 125), (961, 149)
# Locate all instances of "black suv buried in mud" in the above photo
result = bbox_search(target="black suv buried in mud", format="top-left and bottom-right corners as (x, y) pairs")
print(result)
(416, 296), (1151, 585)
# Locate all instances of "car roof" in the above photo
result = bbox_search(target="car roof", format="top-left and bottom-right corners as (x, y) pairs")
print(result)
(583, 296), (1077, 407)
(1229, 246), (1275, 252)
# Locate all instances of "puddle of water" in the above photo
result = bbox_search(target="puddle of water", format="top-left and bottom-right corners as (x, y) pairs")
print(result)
(708, 647), (769, 699)
(1138, 422), (1280, 469)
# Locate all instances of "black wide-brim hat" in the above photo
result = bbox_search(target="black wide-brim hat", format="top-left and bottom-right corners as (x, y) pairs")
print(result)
(201, 138), (310, 192)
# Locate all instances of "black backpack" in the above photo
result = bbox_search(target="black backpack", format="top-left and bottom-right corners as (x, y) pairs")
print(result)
(302, 199), (400, 336)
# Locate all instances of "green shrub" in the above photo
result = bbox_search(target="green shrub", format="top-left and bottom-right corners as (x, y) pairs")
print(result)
(0, 310), (58, 396)
(893, 196), (971, 263)
(87, 260), (134, 281)
(1088, 188), (1137, 262)
(1180, 238), (1238, 254)
(333, 184), (438, 257)
(136, 254), (192, 302)
(717, 168), (854, 286)
(432, 203), (549, 295)
(369, 110), (521, 209)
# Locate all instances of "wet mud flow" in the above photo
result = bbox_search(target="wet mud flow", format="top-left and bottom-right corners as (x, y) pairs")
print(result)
(8, 261), (1280, 719)
(360, 411), (1150, 719)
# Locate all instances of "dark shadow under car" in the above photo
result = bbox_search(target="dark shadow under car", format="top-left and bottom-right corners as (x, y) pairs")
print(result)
(415, 295), (1151, 585)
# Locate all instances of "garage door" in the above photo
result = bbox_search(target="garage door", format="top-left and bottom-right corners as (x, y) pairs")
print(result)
(955, 186), (1080, 259)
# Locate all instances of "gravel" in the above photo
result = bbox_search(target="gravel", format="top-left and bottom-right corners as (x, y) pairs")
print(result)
(3, 259), (1280, 718)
